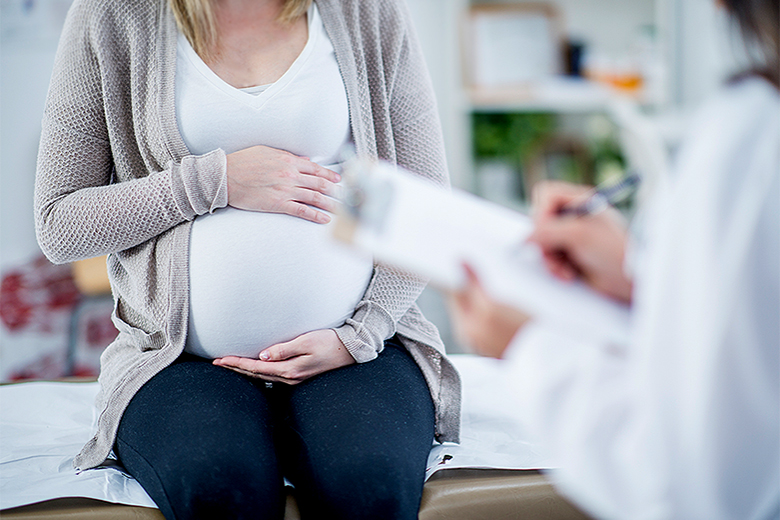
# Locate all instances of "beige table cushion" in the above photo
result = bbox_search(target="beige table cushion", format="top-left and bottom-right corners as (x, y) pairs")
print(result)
(2, 469), (590, 520)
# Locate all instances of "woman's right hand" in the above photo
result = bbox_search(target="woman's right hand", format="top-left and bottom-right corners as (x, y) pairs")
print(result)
(226, 145), (341, 224)
(529, 181), (633, 304)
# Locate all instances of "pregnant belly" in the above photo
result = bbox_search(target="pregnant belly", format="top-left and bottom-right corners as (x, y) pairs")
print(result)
(186, 207), (374, 359)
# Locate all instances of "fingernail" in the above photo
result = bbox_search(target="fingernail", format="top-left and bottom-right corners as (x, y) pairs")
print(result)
(260, 351), (270, 361)
(334, 173), (341, 182)
(317, 214), (331, 224)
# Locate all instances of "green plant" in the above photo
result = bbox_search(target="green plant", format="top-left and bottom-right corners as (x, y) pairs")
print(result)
(472, 111), (633, 209)
(472, 112), (556, 169)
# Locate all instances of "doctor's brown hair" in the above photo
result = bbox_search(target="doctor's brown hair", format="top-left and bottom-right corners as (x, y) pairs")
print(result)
(722, 0), (780, 88)
(169, 0), (313, 63)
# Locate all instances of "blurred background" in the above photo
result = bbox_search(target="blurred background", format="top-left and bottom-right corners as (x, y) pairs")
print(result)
(0, 0), (750, 380)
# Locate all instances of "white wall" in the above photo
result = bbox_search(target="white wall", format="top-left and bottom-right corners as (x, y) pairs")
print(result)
(659, 0), (749, 109)
(0, 0), (73, 376)
(0, 0), (71, 270)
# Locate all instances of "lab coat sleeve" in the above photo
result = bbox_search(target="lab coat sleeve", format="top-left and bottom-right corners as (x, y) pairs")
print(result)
(502, 79), (780, 520)
(504, 324), (668, 519)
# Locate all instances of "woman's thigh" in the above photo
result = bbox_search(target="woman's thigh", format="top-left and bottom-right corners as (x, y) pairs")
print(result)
(278, 338), (436, 520)
(115, 355), (286, 520)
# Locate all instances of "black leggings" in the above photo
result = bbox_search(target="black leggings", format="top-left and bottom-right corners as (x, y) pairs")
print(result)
(114, 337), (435, 520)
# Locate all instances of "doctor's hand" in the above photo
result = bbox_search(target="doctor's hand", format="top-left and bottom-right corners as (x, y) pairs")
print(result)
(530, 181), (633, 304)
(212, 329), (355, 385)
(226, 145), (341, 224)
(449, 264), (531, 359)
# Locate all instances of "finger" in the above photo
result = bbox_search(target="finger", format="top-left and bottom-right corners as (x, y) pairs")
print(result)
(218, 364), (270, 379)
(291, 187), (339, 213)
(218, 364), (297, 385)
(259, 340), (308, 362)
(214, 356), (304, 383)
(532, 181), (592, 222)
(244, 358), (311, 385)
(540, 250), (578, 280)
(295, 160), (341, 184)
(296, 172), (340, 197)
(531, 221), (591, 279)
(537, 191), (586, 221)
(278, 200), (331, 224)
(463, 263), (497, 308)
(449, 289), (472, 317)
(544, 258), (579, 281)
(462, 263), (480, 286)
(213, 356), (267, 372)
(528, 219), (585, 253)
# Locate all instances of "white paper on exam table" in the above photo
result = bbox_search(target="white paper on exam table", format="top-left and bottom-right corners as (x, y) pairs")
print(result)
(335, 161), (631, 345)
(0, 381), (157, 510)
(0, 355), (552, 510)
(425, 355), (554, 479)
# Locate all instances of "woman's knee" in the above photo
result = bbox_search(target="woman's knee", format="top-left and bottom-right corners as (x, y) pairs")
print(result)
(175, 449), (285, 518)
(298, 478), (423, 519)
(118, 426), (286, 520)
(284, 340), (434, 518)
(116, 359), (287, 519)
(292, 444), (427, 519)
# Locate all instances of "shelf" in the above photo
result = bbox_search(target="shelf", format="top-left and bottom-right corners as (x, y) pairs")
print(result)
(467, 77), (646, 113)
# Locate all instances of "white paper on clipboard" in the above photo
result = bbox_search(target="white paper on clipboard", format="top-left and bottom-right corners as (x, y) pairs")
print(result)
(333, 159), (631, 345)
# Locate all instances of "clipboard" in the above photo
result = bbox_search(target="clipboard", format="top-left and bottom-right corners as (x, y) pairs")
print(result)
(333, 158), (631, 345)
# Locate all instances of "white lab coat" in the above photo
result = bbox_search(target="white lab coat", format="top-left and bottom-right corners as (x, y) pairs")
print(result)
(503, 76), (780, 520)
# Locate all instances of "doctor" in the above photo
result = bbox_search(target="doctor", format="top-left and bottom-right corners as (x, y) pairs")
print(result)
(449, 0), (779, 518)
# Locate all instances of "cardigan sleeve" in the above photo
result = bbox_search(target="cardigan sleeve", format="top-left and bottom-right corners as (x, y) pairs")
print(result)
(333, 0), (449, 362)
(34, 0), (228, 265)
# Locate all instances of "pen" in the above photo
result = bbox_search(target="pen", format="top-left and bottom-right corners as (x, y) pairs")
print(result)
(558, 172), (641, 216)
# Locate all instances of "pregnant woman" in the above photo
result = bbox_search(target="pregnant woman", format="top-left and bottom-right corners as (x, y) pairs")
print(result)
(34, 0), (461, 518)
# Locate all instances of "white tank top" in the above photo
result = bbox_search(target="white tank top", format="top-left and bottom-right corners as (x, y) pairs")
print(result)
(176, 4), (374, 359)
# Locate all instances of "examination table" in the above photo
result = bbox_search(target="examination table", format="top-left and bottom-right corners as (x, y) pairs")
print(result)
(1, 356), (591, 519)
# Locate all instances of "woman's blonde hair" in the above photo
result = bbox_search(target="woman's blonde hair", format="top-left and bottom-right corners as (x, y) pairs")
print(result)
(169, 0), (313, 62)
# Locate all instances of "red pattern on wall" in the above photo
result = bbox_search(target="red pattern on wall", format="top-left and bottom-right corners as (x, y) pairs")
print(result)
(0, 255), (116, 381)
(0, 256), (79, 332)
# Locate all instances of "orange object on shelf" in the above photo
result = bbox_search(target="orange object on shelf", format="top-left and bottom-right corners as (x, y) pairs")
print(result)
(609, 73), (644, 93)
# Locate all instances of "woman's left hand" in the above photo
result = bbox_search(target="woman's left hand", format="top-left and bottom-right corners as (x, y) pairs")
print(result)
(213, 329), (355, 385)
(449, 264), (532, 359)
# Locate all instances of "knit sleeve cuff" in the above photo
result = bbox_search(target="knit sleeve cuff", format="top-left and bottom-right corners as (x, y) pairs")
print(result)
(169, 149), (228, 220)
(334, 302), (397, 363)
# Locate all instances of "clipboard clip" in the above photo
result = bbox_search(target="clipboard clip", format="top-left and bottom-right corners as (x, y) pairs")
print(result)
(333, 149), (396, 244)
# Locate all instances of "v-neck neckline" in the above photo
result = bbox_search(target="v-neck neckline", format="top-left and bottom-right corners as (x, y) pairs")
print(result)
(177, 3), (319, 109)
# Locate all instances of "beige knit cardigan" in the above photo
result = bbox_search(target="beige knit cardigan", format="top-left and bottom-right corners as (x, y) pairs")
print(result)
(35, 0), (461, 470)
